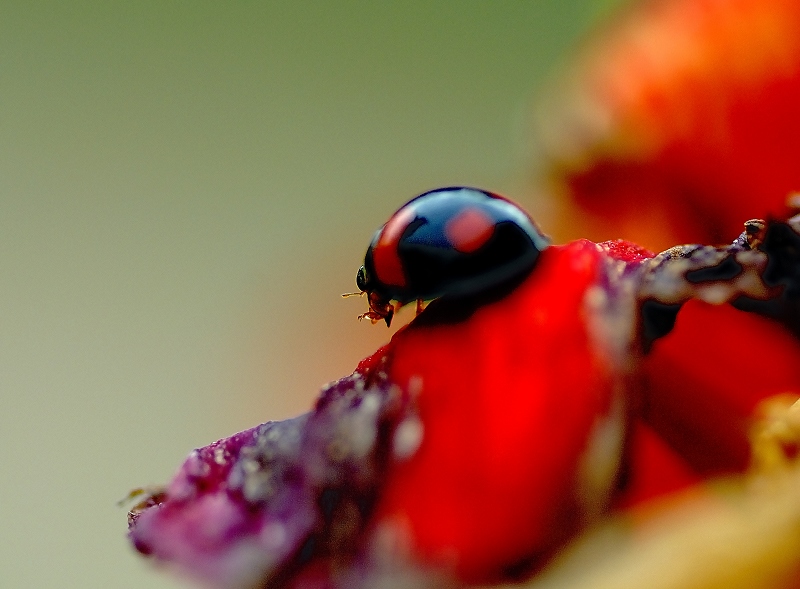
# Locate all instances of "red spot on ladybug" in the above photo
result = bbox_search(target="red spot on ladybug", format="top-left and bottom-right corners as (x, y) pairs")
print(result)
(372, 206), (415, 288)
(354, 187), (549, 326)
(444, 206), (496, 253)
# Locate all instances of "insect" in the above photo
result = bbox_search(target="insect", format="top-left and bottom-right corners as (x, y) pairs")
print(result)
(349, 186), (550, 326)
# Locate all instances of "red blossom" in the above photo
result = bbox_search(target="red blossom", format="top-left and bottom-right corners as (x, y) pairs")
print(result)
(128, 219), (800, 587)
(128, 0), (800, 587)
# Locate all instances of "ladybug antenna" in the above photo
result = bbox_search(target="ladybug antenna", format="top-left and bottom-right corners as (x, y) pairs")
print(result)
(341, 291), (365, 298)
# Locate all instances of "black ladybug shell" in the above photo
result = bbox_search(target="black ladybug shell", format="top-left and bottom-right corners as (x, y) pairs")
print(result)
(362, 187), (549, 305)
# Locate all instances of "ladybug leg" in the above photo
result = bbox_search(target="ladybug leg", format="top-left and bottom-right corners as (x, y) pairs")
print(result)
(357, 311), (383, 324)
(383, 307), (394, 328)
(750, 394), (800, 473)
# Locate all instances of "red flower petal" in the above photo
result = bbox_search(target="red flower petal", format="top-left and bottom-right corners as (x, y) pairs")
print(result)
(642, 299), (800, 474)
(371, 241), (625, 582)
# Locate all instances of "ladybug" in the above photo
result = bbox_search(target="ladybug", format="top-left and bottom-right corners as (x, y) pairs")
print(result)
(353, 187), (550, 326)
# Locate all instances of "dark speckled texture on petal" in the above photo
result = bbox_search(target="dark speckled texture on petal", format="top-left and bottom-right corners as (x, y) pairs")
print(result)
(128, 352), (408, 589)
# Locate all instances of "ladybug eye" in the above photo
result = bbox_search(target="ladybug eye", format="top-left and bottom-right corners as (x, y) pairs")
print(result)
(356, 266), (369, 292)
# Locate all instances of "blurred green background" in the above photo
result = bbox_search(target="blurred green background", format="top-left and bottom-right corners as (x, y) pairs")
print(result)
(0, 2), (619, 587)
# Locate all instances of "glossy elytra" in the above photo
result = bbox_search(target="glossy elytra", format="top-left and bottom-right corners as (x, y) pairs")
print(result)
(352, 187), (550, 326)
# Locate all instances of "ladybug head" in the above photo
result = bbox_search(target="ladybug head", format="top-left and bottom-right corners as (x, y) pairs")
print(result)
(355, 264), (395, 327)
(356, 265), (369, 293)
